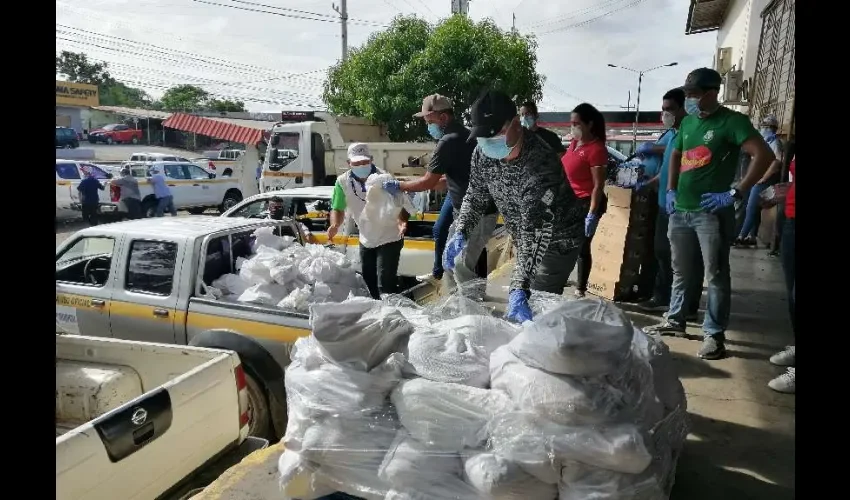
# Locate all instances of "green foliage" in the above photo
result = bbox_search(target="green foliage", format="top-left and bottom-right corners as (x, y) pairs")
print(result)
(99, 82), (153, 108)
(157, 85), (246, 112)
(207, 98), (247, 112)
(323, 15), (544, 141)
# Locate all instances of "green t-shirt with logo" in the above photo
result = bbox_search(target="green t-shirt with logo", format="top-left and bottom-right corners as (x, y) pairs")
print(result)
(673, 107), (759, 212)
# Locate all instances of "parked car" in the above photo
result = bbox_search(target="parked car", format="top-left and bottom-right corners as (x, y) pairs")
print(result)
(56, 126), (80, 149)
(88, 124), (144, 145)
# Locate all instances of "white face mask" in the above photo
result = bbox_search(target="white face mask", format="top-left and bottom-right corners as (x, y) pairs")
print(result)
(570, 125), (582, 140)
(662, 111), (676, 128)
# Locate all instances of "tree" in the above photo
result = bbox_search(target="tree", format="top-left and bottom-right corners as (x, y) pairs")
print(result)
(323, 15), (544, 141)
(56, 50), (153, 108)
(156, 84), (246, 112)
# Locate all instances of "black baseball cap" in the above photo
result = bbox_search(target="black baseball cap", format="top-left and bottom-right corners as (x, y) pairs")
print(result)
(468, 89), (518, 142)
(682, 68), (722, 93)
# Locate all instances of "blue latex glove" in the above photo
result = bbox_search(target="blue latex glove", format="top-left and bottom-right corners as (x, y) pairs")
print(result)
(506, 289), (533, 323)
(665, 190), (677, 215)
(636, 142), (655, 156)
(382, 179), (401, 195)
(700, 191), (735, 213)
(443, 233), (466, 271)
(585, 213), (599, 238)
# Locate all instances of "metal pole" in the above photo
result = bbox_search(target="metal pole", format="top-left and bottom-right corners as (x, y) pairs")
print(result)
(332, 1), (349, 61)
(147, 118), (151, 145)
(633, 72), (643, 151)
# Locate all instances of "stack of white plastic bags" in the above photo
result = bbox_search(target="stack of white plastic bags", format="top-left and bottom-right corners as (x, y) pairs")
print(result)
(208, 226), (370, 312)
(278, 291), (688, 500)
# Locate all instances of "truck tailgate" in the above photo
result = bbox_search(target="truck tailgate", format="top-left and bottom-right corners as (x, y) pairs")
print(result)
(56, 336), (245, 500)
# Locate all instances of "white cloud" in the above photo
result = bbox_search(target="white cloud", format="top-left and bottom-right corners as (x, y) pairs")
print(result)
(56, 0), (716, 113)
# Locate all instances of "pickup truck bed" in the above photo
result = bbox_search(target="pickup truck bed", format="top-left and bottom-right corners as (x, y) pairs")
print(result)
(56, 334), (265, 500)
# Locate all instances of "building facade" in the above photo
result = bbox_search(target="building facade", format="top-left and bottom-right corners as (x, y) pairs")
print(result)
(56, 80), (99, 132)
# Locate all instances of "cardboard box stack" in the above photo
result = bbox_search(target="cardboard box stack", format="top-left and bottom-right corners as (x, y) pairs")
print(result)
(587, 185), (655, 300)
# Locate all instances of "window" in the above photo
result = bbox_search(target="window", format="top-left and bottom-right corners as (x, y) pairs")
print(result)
(116, 125), (129, 131)
(125, 240), (178, 295)
(164, 164), (189, 179)
(187, 164), (211, 180)
(79, 164), (110, 179)
(230, 199), (270, 218)
(56, 163), (81, 180)
(62, 128), (76, 138)
(102, 124), (119, 131)
(56, 237), (115, 287)
(162, 156), (178, 161)
(268, 133), (300, 171)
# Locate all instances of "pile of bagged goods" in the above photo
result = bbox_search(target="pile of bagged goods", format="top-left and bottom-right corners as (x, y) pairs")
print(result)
(205, 226), (371, 312)
(277, 290), (689, 500)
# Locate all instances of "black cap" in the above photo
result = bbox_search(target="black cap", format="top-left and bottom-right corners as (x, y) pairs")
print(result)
(682, 68), (722, 93)
(468, 89), (518, 142)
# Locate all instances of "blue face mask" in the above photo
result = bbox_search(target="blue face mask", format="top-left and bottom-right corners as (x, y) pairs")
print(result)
(520, 116), (535, 129)
(351, 165), (372, 179)
(477, 135), (516, 160)
(427, 123), (444, 140)
(684, 97), (701, 116)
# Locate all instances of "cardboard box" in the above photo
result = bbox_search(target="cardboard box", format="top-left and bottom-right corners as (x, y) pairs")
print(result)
(605, 186), (653, 210)
(590, 258), (639, 284)
(591, 236), (645, 267)
(586, 276), (632, 300)
(602, 206), (653, 229)
(595, 221), (651, 250)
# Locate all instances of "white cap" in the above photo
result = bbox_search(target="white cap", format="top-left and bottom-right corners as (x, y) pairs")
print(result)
(347, 142), (372, 163)
(150, 165), (161, 174)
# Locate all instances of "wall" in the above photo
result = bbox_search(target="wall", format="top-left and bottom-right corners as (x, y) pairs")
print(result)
(714, 0), (771, 113)
(56, 106), (83, 132)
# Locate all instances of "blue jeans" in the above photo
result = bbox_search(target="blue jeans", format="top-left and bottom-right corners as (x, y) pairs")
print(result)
(432, 197), (454, 279)
(155, 195), (177, 217)
(780, 218), (795, 337)
(652, 211), (703, 311)
(738, 183), (771, 238)
(668, 207), (735, 338)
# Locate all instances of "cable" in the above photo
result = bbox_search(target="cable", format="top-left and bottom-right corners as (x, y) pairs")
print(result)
(534, 0), (647, 36)
(521, 0), (626, 31)
(228, 0), (388, 25)
(191, 0), (389, 27)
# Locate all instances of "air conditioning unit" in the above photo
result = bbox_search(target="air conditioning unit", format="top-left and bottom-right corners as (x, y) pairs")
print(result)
(723, 70), (747, 104)
(716, 47), (733, 75)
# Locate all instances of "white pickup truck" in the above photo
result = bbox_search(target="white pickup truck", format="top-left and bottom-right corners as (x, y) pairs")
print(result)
(56, 334), (267, 500)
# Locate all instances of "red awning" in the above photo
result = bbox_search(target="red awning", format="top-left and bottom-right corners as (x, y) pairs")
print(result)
(162, 113), (269, 145)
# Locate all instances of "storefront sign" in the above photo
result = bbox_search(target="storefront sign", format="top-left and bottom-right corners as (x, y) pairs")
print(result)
(56, 80), (99, 107)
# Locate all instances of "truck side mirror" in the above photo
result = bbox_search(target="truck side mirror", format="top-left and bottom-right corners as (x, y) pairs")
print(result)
(271, 135), (280, 147)
(209, 172), (215, 179)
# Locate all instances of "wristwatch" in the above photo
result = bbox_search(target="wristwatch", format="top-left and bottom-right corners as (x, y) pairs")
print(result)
(729, 188), (743, 200)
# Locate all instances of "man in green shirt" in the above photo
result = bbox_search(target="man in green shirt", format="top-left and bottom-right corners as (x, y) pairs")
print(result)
(646, 68), (775, 360)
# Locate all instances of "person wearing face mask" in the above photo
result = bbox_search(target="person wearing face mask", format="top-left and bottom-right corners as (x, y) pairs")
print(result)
(328, 143), (412, 299)
(635, 88), (704, 319)
(520, 101), (566, 156)
(560, 103), (609, 299)
(735, 114), (785, 247)
(383, 94), (494, 290)
(645, 68), (775, 360)
(267, 196), (315, 243)
(445, 89), (584, 323)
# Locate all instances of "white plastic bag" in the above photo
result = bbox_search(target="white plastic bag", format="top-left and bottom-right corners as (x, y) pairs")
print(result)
(211, 273), (250, 297)
(463, 451), (558, 500)
(309, 297), (414, 371)
(278, 450), (335, 500)
(391, 378), (514, 451)
(236, 283), (291, 305)
(509, 299), (634, 377)
(252, 226), (293, 252)
(238, 245), (282, 285)
(378, 431), (473, 496)
(407, 315), (518, 388)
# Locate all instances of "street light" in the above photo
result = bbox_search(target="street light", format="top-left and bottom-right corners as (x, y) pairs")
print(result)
(608, 62), (678, 150)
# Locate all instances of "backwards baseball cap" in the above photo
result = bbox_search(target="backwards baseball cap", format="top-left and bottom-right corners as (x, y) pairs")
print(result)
(682, 68), (722, 93)
(413, 94), (454, 118)
(468, 89), (518, 141)
(760, 114), (779, 128)
(347, 142), (372, 163)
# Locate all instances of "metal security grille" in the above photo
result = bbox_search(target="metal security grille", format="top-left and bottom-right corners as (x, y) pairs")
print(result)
(749, 0), (795, 134)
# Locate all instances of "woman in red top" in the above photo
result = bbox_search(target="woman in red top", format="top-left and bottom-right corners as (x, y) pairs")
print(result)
(561, 103), (609, 297)
(768, 154), (795, 394)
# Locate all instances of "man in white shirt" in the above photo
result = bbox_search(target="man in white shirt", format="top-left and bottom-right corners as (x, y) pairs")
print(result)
(327, 143), (413, 299)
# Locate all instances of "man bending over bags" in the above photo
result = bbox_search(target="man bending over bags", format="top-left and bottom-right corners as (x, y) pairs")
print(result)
(444, 89), (585, 323)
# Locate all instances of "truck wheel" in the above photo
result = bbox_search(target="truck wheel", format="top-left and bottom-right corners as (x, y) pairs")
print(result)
(222, 168), (233, 177)
(220, 190), (242, 213)
(131, 136), (139, 144)
(243, 371), (273, 439)
(187, 207), (206, 215)
(106, 136), (114, 145)
(142, 199), (158, 218)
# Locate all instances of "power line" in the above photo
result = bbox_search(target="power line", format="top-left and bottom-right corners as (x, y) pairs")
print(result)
(191, 0), (388, 27)
(228, 0), (389, 25)
(534, 0), (647, 36)
(521, 0), (627, 31)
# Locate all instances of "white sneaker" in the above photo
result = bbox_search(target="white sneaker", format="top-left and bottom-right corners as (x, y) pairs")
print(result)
(769, 345), (795, 367)
(574, 290), (586, 299)
(416, 274), (440, 286)
(768, 367), (795, 394)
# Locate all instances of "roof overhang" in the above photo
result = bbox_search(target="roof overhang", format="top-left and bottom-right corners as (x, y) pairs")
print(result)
(685, 0), (732, 35)
(92, 106), (172, 121)
(162, 113), (277, 145)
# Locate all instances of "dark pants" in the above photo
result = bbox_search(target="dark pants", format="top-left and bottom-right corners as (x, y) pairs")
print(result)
(124, 198), (143, 220)
(81, 204), (99, 226)
(781, 218), (795, 337)
(636, 201), (659, 297)
(360, 239), (404, 299)
(432, 197), (454, 279)
(653, 211), (703, 313)
(772, 202), (786, 252)
(576, 196), (606, 292)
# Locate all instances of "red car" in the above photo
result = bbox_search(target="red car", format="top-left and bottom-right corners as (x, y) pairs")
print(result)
(88, 124), (144, 145)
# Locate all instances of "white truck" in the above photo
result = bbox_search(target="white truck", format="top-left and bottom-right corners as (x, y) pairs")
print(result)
(260, 112), (433, 194)
(56, 334), (267, 500)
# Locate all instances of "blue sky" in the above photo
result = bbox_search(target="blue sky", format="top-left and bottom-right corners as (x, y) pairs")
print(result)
(56, 0), (717, 112)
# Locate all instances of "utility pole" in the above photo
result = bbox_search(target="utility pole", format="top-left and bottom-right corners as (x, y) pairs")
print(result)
(332, 1), (348, 61)
(619, 91), (634, 111)
(512, 13), (516, 30)
(452, 0), (469, 15)
(608, 62), (678, 150)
